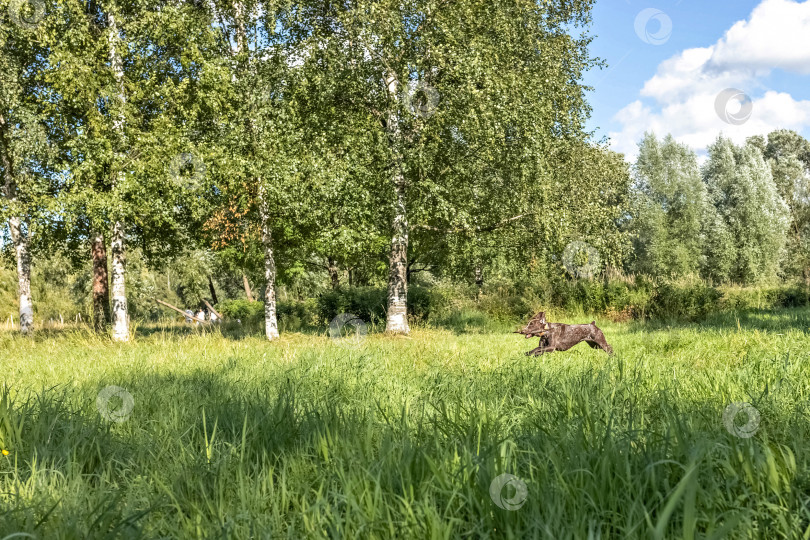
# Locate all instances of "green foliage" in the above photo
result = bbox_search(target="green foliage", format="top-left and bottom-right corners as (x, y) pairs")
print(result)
(647, 280), (724, 321)
(630, 134), (709, 278)
(720, 284), (810, 311)
(217, 298), (318, 331)
(6, 255), (810, 331)
(704, 137), (790, 283)
(2, 313), (810, 537)
(216, 299), (266, 324)
(315, 286), (437, 325)
(762, 130), (810, 282)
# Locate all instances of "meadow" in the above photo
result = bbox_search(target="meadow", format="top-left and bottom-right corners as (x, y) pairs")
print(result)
(1, 308), (810, 539)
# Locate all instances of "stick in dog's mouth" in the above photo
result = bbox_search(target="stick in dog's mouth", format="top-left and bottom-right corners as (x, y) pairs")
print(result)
(514, 323), (550, 339)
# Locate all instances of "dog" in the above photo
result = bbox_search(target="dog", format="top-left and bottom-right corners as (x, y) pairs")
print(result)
(515, 311), (613, 356)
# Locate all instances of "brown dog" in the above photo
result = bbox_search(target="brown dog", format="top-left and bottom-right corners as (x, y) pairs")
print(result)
(515, 311), (613, 356)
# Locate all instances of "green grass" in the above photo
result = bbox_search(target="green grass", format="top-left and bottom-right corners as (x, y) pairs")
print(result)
(1, 309), (810, 538)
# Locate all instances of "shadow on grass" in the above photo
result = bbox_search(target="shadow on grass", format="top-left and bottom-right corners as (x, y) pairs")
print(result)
(4, 348), (810, 537)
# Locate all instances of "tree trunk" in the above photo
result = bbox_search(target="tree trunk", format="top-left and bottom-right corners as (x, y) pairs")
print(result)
(8, 216), (33, 334)
(259, 183), (279, 340)
(386, 184), (409, 334)
(1, 113), (33, 335)
(242, 273), (255, 302)
(110, 220), (129, 341)
(207, 275), (219, 305)
(474, 264), (484, 300)
(228, 0), (277, 340)
(107, 10), (129, 342)
(91, 232), (111, 331)
(327, 257), (340, 289)
(384, 71), (410, 334)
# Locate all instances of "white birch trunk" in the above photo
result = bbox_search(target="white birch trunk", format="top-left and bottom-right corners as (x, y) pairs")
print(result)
(259, 183), (279, 340)
(384, 71), (410, 334)
(107, 11), (130, 342)
(1, 112), (33, 335)
(8, 216), (33, 334)
(110, 220), (129, 341)
(228, 2), (278, 340)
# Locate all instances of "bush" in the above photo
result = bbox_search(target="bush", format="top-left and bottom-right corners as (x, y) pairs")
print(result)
(648, 280), (723, 321)
(452, 275), (810, 324)
(315, 285), (444, 326)
(720, 285), (810, 311)
(316, 287), (387, 325)
(216, 299), (265, 324)
(216, 298), (318, 330)
(217, 280), (810, 330)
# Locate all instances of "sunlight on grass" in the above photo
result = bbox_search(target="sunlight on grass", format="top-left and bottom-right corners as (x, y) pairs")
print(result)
(1, 310), (809, 537)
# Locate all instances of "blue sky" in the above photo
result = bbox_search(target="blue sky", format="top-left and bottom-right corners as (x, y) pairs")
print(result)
(583, 0), (810, 159)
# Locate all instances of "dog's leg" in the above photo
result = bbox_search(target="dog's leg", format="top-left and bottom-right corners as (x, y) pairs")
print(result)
(526, 344), (556, 356)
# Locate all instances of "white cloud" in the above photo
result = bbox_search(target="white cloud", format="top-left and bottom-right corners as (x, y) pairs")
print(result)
(707, 0), (810, 75)
(609, 0), (810, 161)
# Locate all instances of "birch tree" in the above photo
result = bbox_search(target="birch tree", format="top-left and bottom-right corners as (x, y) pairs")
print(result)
(44, 0), (134, 339)
(0, 3), (53, 334)
(309, 0), (600, 333)
(197, 0), (319, 340)
(104, 5), (129, 340)
(46, 0), (216, 336)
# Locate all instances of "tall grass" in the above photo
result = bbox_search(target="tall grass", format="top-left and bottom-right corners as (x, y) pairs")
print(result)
(1, 309), (809, 538)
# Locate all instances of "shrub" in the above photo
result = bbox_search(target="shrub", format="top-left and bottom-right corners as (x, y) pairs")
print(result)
(648, 280), (722, 321)
(216, 299), (265, 324)
(315, 285), (444, 326)
(217, 298), (318, 330)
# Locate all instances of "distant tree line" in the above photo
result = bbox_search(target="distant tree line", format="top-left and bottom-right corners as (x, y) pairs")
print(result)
(629, 131), (810, 285)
